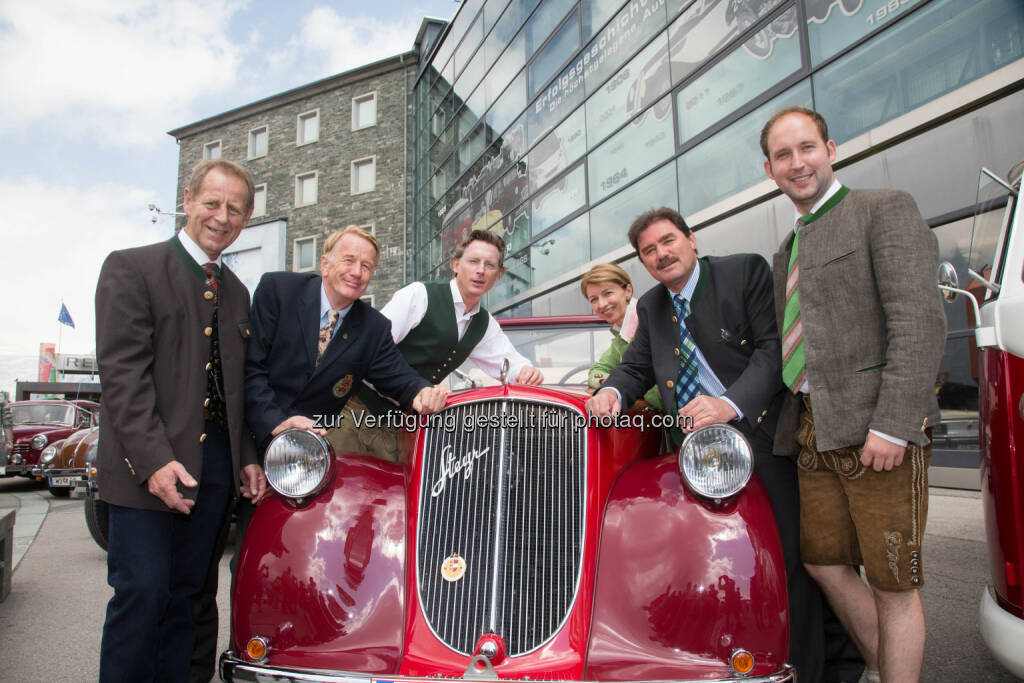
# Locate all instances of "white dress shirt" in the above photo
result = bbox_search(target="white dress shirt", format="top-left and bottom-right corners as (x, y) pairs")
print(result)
(380, 279), (531, 379)
(177, 230), (222, 268)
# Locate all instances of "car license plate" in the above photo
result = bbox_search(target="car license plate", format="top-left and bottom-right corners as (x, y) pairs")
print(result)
(48, 476), (80, 487)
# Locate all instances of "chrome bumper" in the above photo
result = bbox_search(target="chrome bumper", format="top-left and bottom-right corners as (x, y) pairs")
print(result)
(980, 585), (1024, 677)
(220, 653), (795, 683)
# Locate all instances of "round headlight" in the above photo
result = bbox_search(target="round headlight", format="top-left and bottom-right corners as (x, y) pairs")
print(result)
(264, 429), (333, 499)
(84, 438), (99, 464)
(31, 433), (48, 450)
(40, 445), (57, 464)
(678, 424), (753, 500)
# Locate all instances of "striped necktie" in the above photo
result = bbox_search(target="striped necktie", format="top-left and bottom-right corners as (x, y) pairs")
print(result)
(781, 215), (812, 392)
(672, 293), (703, 409)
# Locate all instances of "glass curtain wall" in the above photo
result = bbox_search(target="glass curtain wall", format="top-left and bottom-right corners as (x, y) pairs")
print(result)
(412, 0), (1024, 309)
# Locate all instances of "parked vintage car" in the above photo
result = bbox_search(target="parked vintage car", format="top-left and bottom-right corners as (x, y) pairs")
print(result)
(0, 396), (12, 474)
(939, 160), (1024, 677)
(4, 400), (99, 479)
(32, 423), (99, 497)
(221, 316), (793, 682)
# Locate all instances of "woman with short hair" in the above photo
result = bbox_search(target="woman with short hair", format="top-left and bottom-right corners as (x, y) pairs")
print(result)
(581, 264), (661, 410)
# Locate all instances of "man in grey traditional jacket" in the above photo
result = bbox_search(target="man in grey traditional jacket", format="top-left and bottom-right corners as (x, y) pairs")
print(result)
(762, 106), (946, 683)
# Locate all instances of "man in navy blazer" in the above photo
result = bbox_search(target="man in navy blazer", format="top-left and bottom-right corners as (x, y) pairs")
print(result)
(245, 226), (446, 451)
(585, 207), (828, 681)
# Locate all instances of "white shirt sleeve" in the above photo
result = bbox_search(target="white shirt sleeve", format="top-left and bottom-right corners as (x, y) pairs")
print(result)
(869, 429), (908, 448)
(379, 282), (429, 344)
(468, 313), (532, 379)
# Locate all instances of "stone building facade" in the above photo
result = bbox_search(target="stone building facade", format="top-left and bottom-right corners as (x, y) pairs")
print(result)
(168, 52), (421, 305)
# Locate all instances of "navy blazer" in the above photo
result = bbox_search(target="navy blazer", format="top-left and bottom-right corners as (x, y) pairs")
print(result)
(603, 254), (785, 444)
(244, 272), (430, 447)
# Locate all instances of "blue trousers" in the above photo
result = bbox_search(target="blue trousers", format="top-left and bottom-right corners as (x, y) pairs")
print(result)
(99, 424), (233, 683)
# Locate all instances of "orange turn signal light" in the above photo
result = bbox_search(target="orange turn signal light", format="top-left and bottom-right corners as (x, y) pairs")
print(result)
(730, 648), (754, 675)
(246, 636), (269, 662)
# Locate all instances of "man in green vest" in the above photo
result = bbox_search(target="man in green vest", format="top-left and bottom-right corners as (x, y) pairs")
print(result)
(330, 229), (543, 461)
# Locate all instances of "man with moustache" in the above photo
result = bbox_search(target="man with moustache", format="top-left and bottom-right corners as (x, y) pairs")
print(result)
(585, 207), (826, 680)
(332, 229), (543, 462)
(95, 158), (266, 682)
(244, 226), (447, 455)
(761, 106), (945, 683)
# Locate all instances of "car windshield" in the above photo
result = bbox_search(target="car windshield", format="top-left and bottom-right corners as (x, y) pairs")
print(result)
(12, 404), (75, 426)
(449, 321), (614, 390)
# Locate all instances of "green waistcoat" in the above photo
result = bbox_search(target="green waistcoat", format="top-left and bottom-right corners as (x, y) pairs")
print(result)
(359, 281), (489, 414)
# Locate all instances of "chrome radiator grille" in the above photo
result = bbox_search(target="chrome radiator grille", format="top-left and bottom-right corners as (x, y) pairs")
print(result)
(416, 398), (586, 656)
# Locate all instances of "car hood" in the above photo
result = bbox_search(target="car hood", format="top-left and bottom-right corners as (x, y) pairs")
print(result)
(12, 424), (75, 443)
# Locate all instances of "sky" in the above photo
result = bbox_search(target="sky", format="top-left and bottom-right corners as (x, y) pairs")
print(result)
(0, 0), (461, 397)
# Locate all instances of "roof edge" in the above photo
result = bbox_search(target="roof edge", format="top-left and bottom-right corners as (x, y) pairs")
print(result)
(168, 50), (419, 139)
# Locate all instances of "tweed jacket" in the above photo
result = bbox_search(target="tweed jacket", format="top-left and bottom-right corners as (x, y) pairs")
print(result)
(244, 271), (431, 448)
(95, 238), (258, 510)
(772, 188), (946, 454)
(603, 254), (785, 444)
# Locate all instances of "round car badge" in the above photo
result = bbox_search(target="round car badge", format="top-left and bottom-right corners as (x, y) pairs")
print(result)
(441, 553), (467, 582)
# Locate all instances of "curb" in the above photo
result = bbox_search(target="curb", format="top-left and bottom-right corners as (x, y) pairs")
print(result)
(0, 491), (49, 571)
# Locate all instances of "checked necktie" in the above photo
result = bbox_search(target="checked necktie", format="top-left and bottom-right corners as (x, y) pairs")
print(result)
(672, 293), (703, 409)
(203, 262), (220, 295)
(316, 310), (339, 367)
(781, 216), (811, 393)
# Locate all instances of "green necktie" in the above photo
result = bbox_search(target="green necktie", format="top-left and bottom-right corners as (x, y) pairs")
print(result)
(781, 215), (810, 392)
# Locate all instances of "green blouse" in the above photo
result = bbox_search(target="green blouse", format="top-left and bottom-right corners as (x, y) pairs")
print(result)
(588, 327), (663, 410)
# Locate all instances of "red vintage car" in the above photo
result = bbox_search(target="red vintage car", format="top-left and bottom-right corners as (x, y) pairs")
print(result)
(3, 400), (99, 480)
(33, 423), (99, 497)
(940, 161), (1024, 677)
(221, 317), (793, 682)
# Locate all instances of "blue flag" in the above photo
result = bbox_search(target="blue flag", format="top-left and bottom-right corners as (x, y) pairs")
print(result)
(58, 303), (75, 329)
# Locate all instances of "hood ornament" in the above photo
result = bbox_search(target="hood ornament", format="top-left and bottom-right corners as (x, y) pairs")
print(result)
(499, 358), (510, 385)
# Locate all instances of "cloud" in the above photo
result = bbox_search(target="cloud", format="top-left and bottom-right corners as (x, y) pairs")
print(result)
(264, 6), (425, 83)
(0, 0), (249, 146)
(0, 178), (168, 369)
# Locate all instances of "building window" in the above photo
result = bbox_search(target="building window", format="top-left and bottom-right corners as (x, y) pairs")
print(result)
(297, 109), (319, 145)
(295, 171), (318, 206)
(248, 126), (268, 159)
(351, 157), (376, 194)
(352, 92), (377, 130)
(203, 140), (221, 159)
(293, 236), (317, 272)
(252, 183), (267, 218)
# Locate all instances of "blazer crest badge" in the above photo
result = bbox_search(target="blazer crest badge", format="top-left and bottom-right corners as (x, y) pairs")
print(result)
(332, 375), (354, 398)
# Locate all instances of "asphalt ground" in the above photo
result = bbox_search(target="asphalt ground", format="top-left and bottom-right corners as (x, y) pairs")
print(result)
(0, 477), (1019, 682)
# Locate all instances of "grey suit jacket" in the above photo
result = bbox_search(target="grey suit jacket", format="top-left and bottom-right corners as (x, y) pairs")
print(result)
(95, 238), (258, 510)
(772, 189), (946, 454)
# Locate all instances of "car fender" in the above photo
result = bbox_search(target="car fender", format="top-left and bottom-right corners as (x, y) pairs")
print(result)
(232, 454), (407, 673)
(586, 453), (788, 679)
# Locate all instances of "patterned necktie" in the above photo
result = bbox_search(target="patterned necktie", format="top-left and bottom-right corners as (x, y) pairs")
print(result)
(672, 293), (703, 409)
(316, 310), (339, 367)
(781, 215), (812, 392)
(203, 262), (220, 296)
